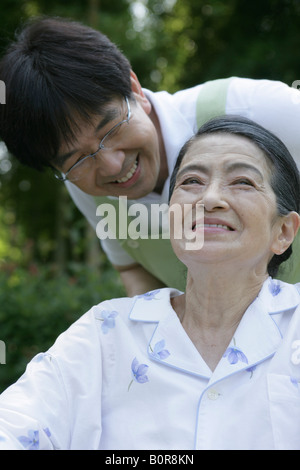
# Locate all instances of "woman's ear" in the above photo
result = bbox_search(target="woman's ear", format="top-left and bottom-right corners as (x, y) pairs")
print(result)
(130, 70), (152, 114)
(272, 212), (300, 255)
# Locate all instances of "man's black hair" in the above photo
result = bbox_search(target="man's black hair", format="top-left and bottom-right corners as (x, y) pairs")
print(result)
(0, 16), (132, 170)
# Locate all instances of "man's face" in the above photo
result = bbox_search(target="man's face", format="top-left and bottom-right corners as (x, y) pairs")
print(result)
(54, 94), (161, 199)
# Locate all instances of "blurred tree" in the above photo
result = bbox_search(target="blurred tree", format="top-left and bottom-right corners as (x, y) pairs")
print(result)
(0, 0), (27, 53)
(146, 0), (300, 92)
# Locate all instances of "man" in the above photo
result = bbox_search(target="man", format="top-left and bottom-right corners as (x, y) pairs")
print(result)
(1, 16), (299, 295)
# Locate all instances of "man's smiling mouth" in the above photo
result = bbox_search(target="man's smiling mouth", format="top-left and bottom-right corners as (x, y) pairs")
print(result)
(114, 157), (139, 184)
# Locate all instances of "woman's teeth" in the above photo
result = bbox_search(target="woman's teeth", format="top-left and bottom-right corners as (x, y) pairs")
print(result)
(116, 160), (138, 184)
(194, 223), (232, 230)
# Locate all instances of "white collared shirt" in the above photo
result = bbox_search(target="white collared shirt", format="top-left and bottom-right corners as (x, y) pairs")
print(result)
(1, 278), (300, 450)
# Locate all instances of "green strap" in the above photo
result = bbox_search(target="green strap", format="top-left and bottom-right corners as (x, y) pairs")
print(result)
(196, 77), (233, 128)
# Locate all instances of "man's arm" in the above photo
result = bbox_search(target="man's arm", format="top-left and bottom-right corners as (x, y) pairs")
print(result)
(114, 263), (166, 297)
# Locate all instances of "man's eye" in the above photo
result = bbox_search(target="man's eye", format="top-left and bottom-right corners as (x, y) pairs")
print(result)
(72, 154), (88, 167)
(108, 124), (122, 138)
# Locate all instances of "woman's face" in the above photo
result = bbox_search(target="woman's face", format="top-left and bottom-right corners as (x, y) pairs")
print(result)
(169, 133), (285, 273)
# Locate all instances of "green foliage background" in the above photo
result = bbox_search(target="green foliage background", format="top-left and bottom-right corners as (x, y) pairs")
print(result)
(0, 0), (300, 390)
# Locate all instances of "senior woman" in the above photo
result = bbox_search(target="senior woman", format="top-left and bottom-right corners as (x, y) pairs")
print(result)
(0, 116), (299, 451)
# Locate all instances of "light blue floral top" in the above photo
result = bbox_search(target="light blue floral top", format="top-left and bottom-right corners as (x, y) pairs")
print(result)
(0, 278), (300, 450)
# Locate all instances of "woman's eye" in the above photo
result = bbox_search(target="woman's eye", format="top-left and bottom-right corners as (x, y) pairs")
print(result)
(233, 178), (255, 187)
(182, 177), (203, 185)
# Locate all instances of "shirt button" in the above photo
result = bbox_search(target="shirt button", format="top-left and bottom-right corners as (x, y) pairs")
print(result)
(127, 240), (139, 249)
(207, 388), (220, 400)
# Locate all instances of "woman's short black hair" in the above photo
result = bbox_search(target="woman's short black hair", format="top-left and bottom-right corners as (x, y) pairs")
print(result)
(169, 115), (300, 277)
(0, 16), (132, 170)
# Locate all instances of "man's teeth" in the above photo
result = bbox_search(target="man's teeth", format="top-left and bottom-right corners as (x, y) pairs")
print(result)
(116, 160), (138, 183)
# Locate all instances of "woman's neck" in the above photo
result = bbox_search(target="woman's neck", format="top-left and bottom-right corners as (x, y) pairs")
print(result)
(172, 265), (268, 371)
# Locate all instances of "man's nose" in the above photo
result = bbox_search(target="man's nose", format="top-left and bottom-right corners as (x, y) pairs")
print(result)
(94, 148), (126, 178)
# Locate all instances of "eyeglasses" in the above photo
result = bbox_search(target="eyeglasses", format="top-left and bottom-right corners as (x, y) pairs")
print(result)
(54, 96), (131, 182)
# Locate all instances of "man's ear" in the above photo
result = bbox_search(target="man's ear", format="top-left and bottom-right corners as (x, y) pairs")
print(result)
(130, 70), (152, 114)
(272, 211), (300, 255)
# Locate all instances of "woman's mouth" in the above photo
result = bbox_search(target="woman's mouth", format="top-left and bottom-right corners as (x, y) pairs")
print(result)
(192, 222), (235, 232)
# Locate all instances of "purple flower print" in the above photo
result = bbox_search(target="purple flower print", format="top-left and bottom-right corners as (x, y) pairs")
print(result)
(138, 289), (160, 300)
(131, 358), (149, 383)
(128, 357), (149, 391)
(99, 310), (118, 334)
(290, 376), (300, 389)
(150, 340), (170, 360)
(269, 280), (281, 296)
(223, 347), (248, 365)
(223, 338), (248, 365)
(18, 430), (39, 450)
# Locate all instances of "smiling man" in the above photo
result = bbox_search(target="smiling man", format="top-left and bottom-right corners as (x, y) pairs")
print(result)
(1, 16), (300, 295)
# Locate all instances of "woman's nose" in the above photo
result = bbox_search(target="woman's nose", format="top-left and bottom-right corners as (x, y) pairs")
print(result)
(200, 182), (229, 212)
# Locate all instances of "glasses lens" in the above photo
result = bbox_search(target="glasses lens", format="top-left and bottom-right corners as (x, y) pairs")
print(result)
(67, 156), (95, 182)
(102, 99), (130, 150)
(102, 121), (127, 150)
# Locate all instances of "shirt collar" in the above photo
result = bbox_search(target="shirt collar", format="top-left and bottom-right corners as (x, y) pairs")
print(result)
(129, 279), (300, 323)
(257, 277), (300, 314)
(128, 280), (300, 380)
(210, 278), (300, 382)
(129, 288), (180, 323)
